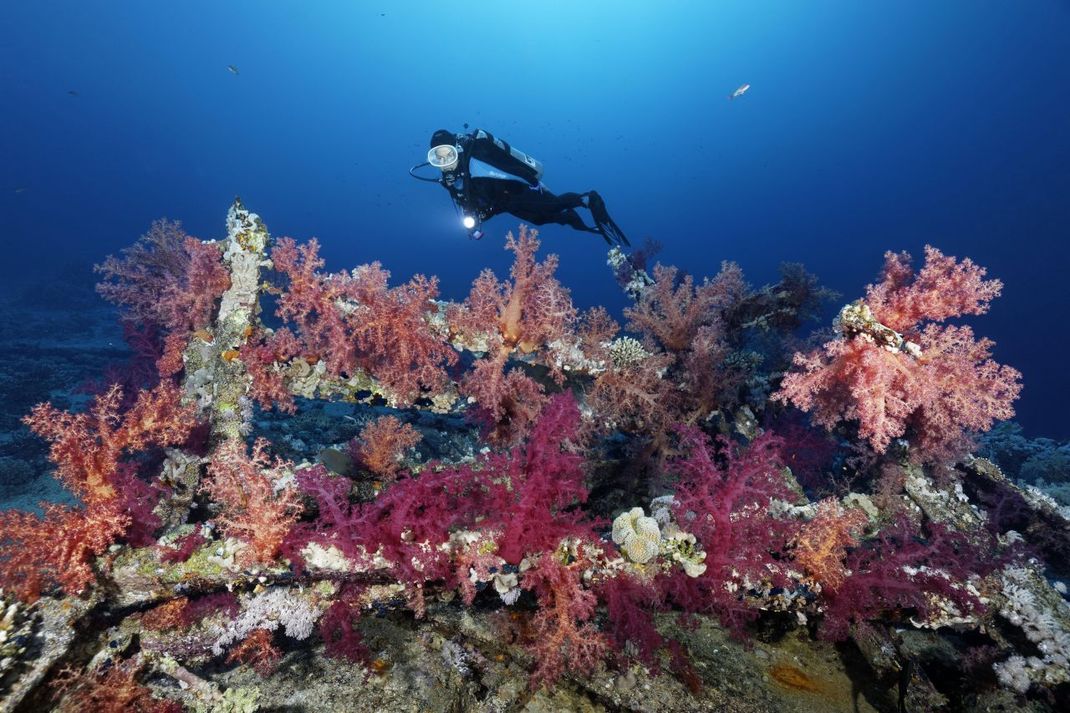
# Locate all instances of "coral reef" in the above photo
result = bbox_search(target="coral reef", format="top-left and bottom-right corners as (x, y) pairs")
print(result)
(1, 200), (1066, 712)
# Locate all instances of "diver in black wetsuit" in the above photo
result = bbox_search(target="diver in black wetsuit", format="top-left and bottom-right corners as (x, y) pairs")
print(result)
(413, 128), (629, 245)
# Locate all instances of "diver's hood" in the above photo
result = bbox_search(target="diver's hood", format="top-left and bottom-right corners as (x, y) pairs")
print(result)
(428, 144), (460, 171)
(430, 129), (456, 147)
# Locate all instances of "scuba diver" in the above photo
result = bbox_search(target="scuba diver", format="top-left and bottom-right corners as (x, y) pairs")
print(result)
(411, 128), (629, 245)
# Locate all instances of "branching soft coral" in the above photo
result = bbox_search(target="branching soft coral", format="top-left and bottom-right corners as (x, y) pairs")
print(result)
(0, 501), (127, 601)
(450, 226), (576, 442)
(774, 247), (1021, 462)
(350, 415), (422, 481)
(625, 261), (747, 353)
(792, 498), (868, 589)
(286, 395), (597, 586)
(664, 429), (797, 635)
(23, 382), (196, 502)
(587, 261), (749, 464)
(241, 327), (303, 413)
(52, 659), (181, 713)
(864, 246), (1004, 333)
(819, 517), (996, 641)
(202, 438), (302, 566)
(522, 555), (608, 688)
(2, 383), (196, 600)
(449, 225), (576, 356)
(270, 237), (456, 405)
(95, 219), (230, 376)
(226, 628), (282, 676)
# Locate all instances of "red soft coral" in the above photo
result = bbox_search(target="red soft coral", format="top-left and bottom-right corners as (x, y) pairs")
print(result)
(202, 438), (302, 566)
(270, 238), (456, 405)
(349, 415), (422, 481)
(774, 247), (1021, 462)
(226, 628), (283, 677)
(52, 659), (182, 713)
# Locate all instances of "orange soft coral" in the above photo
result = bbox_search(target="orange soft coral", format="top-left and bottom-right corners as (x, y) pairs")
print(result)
(624, 261), (746, 353)
(22, 382), (195, 502)
(793, 499), (869, 590)
(226, 628), (283, 676)
(351, 415), (422, 481)
(202, 438), (302, 566)
(522, 555), (608, 688)
(0, 501), (128, 601)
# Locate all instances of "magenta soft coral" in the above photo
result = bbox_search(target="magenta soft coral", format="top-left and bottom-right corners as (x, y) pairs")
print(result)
(818, 517), (998, 641)
(665, 428), (797, 636)
(775, 246), (1021, 462)
(286, 395), (597, 585)
(270, 237), (456, 405)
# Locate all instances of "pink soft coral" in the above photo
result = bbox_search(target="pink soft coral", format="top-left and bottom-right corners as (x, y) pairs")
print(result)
(270, 237), (456, 405)
(95, 219), (230, 376)
(774, 247), (1021, 462)
(450, 226), (577, 443)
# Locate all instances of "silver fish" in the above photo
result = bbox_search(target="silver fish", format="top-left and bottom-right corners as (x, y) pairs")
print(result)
(728, 83), (750, 100)
(227, 65), (240, 75)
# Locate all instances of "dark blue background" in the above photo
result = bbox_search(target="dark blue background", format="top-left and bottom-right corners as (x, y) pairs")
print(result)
(2, 1), (1067, 438)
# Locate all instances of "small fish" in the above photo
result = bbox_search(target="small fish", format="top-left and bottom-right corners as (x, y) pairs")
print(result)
(67, 89), (79, 97)
(14, 187), (27, 194)
(728, 83), (750, 100)
(227, 65), (239, 75)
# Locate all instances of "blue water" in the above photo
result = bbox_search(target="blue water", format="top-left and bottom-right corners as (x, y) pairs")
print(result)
(2, 0), (1068, 438)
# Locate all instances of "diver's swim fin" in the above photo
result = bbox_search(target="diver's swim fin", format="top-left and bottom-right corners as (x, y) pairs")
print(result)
(586, 191), (630, 246)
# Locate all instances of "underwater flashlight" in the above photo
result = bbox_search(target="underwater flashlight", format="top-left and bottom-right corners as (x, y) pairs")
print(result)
(462, 215), (476, 230)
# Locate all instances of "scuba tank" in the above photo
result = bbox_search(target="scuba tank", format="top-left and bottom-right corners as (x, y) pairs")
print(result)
(470, 129), (543, 186)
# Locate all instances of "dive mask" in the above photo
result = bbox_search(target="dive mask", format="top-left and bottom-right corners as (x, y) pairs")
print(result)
(428, 144), (460, 171)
